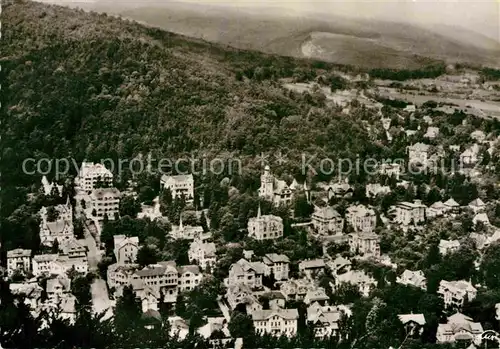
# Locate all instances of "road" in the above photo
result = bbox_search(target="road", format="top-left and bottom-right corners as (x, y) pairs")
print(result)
(83, 221), (114, 320)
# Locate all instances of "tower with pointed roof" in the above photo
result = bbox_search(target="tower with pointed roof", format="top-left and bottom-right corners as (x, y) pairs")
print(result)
(259, 165), (274, 201)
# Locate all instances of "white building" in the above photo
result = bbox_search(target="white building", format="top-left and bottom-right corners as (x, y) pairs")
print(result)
(132, 262), (179, 296)
(46, 275), (71, 300)
(395, 200), (426, 226)
(336, 270), (376, 297)
(468, 198), (486, 214)
(398, 314), (426, 336)
(7, 249), (32, 277)
(311, 206), (344, 236)
(252, 309), (299, 337)
(407, 143), (430, 165)
(90, 187), (121, 221)
(258, 166), (293, 206)
(160, 174), (194, 201)
(113, 235), (139, 265)
(262, 253), (290, 281)
(365, 183), (391, 198)
(427, 201), (447, 219)
(188, 239), (217, 270)
(438, 280), (477, 308)
(379, 163), (402, 180)
(424, 127), (440, 139)
(39, 199), (74, 247)
(76, 162), (113, 193)
(436, 312), (483, 344)
(460, 144), (480, 168)
(348, 233), (380, 258)
(280, 278), (315, 301)
(345, 205), (377, 233)
(307, 303), (344, 338)
(396, 270), (427, 290)
(439, 239), (461, 256)
(299, 259), (325, 279)
(247, 207), (284, 241)
(170, 216), (205, 240)
(444, 198), (460, 213)
(227, 258), (265, 289)
(177, 265), (203, 292)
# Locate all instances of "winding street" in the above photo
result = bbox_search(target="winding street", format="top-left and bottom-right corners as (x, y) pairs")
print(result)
(83, 220), (114, 320)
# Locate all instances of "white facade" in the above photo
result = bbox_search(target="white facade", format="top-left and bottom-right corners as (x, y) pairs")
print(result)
(228, 258), (265, 289)
(76, 162), (113, 193)
(345, 205), (377, 233)
(252, 309), (299, 338)
(439, 239), (460, 256)
(90, 188), (121, 221)
(160, 174), (194, 200)
(39, 200), (74, 247)
(188, 239), (217, 270)
(113, 235), (139, 265)
(348, 233), (380, 258)
(248, 209), (284, 241)
(436, 312), (483, 344)
(7, 249), (32, 277)
(396, 270), (427, 290)
(258, 166), (294, 206)
(41, 176), (63, 196)
(407, 143), (430, 165)
(438, 280), (477, 308)
(177, 265), (203, 292)
(311, 206), (344, 235)
(395, 200), (426, 226)
(262, 253), (290, 281)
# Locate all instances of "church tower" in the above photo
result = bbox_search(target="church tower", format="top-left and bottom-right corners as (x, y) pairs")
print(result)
(258, 165), (274, 201)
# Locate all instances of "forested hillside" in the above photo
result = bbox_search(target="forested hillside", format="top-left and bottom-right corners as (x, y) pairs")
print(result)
(0, 0), (381, 216)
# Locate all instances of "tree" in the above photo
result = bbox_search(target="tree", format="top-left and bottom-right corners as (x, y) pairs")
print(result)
(114, 285), (142, 345)
(136, 245), (159, 267)
(119, 195), (141, 218)
(228, 311), (255, 340)
(481, 242), (500, 289)
(46, 206), (59, 222)
(51, 238), (59, 254)
(293, 194), (313, 219)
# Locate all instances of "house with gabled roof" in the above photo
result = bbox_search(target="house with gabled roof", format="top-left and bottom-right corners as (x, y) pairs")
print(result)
(438, 280), (477, 308)
(7, 248), (32, 277)
(188, 238), (217, 271)
(398, 313), (426, 336)
(304, 287), (329, 305)
(160, 174), (194, 201)
(307, 302), (344, 338)
(444, 198), (460, 213)
(439, 239), (461, 255)
(227, 258), (265, 289)
(396, 270), (427, 290)
(437, 312), (483, 343)
(469, 198), (486, 214)
(345, 204), (377, 233)
(280, 278), (315, 301)
(311, 205), (344, 236)
(113, 235), (139, 265)
(262, 253), (290, 281)
(299, 259), (325, 280)
(336, 270), (376, 297)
